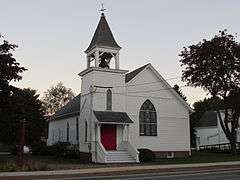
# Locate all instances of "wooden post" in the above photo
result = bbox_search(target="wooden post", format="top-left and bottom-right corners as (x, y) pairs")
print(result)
(16, 119), (25, 167)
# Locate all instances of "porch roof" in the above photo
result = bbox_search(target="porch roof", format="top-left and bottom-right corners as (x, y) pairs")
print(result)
(93, 111), (133, 124)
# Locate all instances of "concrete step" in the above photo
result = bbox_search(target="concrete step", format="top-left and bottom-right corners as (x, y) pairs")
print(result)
(106, 150), (136, 163)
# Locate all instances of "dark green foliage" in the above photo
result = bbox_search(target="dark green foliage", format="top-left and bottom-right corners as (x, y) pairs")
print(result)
(138, 149), (155, 162)
(180, 30), (240, 154)
(0, 36), (26, 105)
(31, 142), (80, 159)
(0, 36), (46, 146)
(0, 88), (46, 145)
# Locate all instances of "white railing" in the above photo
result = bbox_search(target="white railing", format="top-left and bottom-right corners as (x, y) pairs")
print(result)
(95, 141), (107, 163)
(119, 141), (139, 163)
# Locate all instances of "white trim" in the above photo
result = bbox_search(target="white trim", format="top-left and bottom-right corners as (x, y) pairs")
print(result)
(126, 63), (193, 113)
(79, 67), (128, 76)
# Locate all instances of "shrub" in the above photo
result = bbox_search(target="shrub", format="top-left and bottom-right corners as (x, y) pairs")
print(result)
(31, 141), (50, 155)
(138, 149), (155, 162)
(64, 145), (80, 159)
(22, 160), (49, 171)
(50, 142), (71, 157)
(0, 162), (18, 172)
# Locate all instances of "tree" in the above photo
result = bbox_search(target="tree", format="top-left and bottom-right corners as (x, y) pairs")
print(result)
(0, 36), (45, 145)
(0, 35), (26, 99)
(0, 88), (46, 145)
(0, 35), (27, 145)
(42, 82), (75, 115)
(173, 84), (187, 101)
(180, 30), (240, 154)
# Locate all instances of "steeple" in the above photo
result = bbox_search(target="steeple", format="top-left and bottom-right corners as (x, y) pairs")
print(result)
(85, 13), (121, 53)
(85, 11), (121, 69)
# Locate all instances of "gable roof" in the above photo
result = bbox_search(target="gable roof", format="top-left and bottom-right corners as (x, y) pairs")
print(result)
(85, 13), (121, 53)
(125, 63), (193, 112)
(125, 64), (150, 83)
(93, 111), (133, 124)
(51, 94), (81, 121)
(195, 111), (218, 128)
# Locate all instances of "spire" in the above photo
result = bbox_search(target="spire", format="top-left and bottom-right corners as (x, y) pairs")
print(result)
(85, 12), (121, 53)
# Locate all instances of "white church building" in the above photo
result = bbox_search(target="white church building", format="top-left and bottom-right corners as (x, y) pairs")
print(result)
(47, 12), (192, 163)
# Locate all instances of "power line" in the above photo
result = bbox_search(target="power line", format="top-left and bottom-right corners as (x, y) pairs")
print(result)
(110, 76), (182, 88)
(94, 91), (175, 100)
(81, 84), (189, 98)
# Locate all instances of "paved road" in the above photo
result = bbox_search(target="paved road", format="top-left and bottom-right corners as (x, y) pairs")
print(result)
(35, 169), (240, 180)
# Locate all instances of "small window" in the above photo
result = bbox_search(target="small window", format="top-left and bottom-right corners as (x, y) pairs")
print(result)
(85, 121), (88, 142)
(106, 89), (112, 110)
(66, 122), (70, 142)
(76, 117), (79, 141)
(139, 100), (157, 136)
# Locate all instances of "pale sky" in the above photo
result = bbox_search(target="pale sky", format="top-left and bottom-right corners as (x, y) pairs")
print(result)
(1, 0), (240, 105)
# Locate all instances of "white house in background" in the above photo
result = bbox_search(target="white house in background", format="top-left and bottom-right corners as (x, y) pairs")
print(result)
(195, 110), (240, 150)
(47, 12), (192, 163)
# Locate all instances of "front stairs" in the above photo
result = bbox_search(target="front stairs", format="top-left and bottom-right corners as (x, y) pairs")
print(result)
(106, 150), (136, 163)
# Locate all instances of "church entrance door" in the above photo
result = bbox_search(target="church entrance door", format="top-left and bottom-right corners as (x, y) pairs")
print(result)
(100, 124), (116, 150)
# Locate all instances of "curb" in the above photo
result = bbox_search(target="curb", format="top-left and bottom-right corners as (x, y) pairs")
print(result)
(1, 161), (240, 177)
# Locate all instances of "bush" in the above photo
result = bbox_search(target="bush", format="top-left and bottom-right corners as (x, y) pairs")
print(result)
(22, 160), (49, 171)
(138, 149), (155, 162)
(64, 145), (80, 159)
(31, 141), (50, 155)
(50, 142), (71, 157)
(30, 141), (81, 159)
(0, 162), (18, 172)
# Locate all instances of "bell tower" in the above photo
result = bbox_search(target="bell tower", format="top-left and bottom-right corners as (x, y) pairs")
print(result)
(85, 12), (121, 69)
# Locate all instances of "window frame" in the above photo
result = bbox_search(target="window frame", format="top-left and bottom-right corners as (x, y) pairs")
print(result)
(139, 100), (157, 136)
(106, 89), (112, 110)
(66, 122), (70, 142)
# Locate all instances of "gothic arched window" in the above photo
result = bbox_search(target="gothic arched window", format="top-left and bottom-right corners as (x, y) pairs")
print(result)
(106, 89), (112, 110)
(66, 122), (70, 142)
(139, 100), (157, 136)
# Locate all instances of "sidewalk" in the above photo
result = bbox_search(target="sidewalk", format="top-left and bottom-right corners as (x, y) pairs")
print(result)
(1, 161), (240, 177)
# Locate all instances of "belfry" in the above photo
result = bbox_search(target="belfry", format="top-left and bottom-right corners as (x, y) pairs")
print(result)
(85, 12), (121, 69)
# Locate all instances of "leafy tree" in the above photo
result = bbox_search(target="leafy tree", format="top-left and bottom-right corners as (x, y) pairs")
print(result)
(173, 84), (187, 101)
(42, 82), (75, 115)
(0, 88), (46, 145)
(0, 36), (45, 145)
(0, 35), (26, 99)
(180, 30), (240, 154)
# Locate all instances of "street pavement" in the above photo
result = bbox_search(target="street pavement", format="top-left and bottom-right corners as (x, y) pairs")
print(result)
(27, 169), (240, 180)
(1, 161), (240, 180)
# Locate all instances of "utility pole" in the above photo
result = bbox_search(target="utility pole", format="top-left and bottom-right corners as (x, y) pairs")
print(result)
(16, 118), (25, 167)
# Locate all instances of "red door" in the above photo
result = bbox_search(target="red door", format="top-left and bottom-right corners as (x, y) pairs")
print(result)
(100, 124), (116, 150)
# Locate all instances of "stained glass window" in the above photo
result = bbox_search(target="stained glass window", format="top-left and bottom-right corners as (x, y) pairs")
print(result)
(139, 100), (157, 136)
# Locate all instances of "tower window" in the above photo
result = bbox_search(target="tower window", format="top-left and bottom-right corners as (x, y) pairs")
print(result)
(106, 89), (112, 110)
(139, 100), (157, 136)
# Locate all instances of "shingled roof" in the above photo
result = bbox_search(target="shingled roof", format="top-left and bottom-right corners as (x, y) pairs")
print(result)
(85, 13), (121, 53)
(195, 111), (218, 128)
(125, 64), (149, 83)
(51, 94), (81, 121)
(94, 111), (133, 124)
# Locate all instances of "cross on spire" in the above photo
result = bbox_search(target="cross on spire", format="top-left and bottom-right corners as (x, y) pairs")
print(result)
(99, 3), (106, 15)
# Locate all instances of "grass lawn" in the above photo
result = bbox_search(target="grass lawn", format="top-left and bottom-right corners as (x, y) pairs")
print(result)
(148, 151), (240, 165)
(1, 151), (240, 171)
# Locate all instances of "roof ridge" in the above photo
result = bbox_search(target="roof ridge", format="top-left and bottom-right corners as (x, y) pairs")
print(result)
(125, 63), (150, 83)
